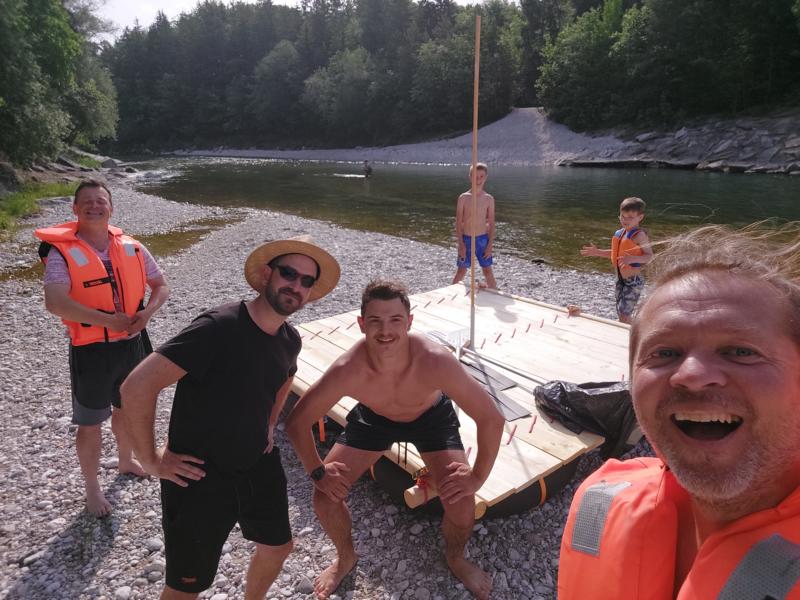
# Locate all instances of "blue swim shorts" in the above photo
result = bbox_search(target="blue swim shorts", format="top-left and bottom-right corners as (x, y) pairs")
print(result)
(615, 275), (645, 318)
(457, 234), (493, 268)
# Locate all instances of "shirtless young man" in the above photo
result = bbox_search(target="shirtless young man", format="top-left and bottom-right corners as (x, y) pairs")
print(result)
(285, 281), (505, 600)
(452, 163), (497, 289)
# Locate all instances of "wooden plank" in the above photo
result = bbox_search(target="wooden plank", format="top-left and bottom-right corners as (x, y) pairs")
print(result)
(414, 291), (629, 364)
(418, 285), (629, 351)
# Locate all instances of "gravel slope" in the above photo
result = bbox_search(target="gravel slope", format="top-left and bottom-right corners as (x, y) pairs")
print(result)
(172, 108), (628, 167)
(0, 187), (648, 600)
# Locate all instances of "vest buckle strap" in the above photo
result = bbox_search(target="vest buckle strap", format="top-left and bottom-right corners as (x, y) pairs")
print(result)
(82, 276), (113, 288)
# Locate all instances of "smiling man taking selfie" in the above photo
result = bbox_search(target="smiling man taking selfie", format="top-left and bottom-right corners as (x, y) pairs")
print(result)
(558, 224), (800, 599)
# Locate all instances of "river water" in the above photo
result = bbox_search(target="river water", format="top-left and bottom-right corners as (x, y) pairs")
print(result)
(135, 157), (799, 271)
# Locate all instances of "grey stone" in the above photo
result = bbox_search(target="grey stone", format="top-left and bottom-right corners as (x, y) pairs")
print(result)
(635, 132), (658, 143)
(296, 577), (314, 594)
(145, 537), (163, 552)
(114, 586), (132, 599)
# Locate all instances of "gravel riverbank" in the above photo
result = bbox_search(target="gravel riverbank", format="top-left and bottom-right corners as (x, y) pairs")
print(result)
(0, 186), (646, 600)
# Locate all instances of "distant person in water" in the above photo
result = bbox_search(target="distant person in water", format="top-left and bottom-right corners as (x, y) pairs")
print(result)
(363, 160), (372, 178)
(580, 197), (653, 323)
(452, 163), (497, 289)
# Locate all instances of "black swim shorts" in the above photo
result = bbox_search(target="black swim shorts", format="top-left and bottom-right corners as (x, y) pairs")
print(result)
(69, 334), (149, 426)
(340, 395), (464, 453)
(160, 447), (292, 594)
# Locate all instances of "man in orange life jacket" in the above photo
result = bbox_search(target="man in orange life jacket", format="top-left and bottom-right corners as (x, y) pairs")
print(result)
(580, 197), (653, 323)
(559, 225), (800, 599)
(35, 179), (169, 516)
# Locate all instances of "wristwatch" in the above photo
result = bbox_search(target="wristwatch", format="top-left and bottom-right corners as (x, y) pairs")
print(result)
(310, 465), (326, 482)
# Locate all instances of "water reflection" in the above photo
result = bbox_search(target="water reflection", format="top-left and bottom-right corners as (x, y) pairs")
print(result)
(134, 158), (799, 271)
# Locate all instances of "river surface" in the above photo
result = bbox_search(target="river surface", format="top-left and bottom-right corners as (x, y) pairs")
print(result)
(134, 157), (799, 271)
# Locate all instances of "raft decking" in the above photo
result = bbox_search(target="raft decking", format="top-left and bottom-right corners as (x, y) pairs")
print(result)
(290, 284), (630, 518)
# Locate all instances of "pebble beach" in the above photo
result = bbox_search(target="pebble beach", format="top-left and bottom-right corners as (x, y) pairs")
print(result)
(0, 185), (648, 600)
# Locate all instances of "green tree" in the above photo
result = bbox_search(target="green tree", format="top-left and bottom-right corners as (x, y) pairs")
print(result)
(518, 0), (573, 104)
(0, 0), (81, 163)
(250, 40), (305, 138)
(411, 35), (474, 133)
(302, 46), (375, 141)
(478, 1), (525, 122)
(795, 0), (800, 31)
(64, 48), (119, 145)
(536, 7), (618, 129)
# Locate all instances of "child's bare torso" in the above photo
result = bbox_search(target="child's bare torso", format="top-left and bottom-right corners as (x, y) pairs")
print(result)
(458, 190), (494, 236)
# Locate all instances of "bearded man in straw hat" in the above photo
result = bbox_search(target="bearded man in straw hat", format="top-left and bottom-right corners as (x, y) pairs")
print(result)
(120, 236), (339, 600)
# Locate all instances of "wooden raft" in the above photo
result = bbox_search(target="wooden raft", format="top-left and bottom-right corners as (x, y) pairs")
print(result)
(290, 284), (630, 518)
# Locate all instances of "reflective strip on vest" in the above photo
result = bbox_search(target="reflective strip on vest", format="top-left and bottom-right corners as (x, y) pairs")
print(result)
(68, 247), (90, 267)
(123, 242), (136, 257)
(570, 481), (631, 556)
(718, 534), (800, 600)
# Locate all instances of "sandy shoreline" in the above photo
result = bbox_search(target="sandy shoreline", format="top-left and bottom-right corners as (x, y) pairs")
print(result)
(1, 185), (637, 599)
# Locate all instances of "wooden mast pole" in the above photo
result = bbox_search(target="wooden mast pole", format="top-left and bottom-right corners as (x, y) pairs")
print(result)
(468, 13), (481, 350)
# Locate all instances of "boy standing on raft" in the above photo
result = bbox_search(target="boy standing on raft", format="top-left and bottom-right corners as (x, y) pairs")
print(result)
(286, 280), (504, 600)
(580, 197), (653, 323)
(452, 163), (497, 289)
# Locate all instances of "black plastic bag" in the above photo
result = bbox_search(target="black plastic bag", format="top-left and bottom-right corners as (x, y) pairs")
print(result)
(533, 380), (637, 458)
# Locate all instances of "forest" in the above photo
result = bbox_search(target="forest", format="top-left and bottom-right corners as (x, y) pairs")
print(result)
(2, 0), (799, 164)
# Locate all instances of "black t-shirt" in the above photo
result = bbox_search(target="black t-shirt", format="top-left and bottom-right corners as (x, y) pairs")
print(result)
(157, 301), (301, 476)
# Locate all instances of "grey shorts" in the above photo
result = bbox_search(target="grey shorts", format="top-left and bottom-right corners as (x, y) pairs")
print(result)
(615, 275), (645, 317)
(68, 334), (149, 425)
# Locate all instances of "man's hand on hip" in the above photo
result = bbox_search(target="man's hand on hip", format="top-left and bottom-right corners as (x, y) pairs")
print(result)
(151, 447), (205, 487)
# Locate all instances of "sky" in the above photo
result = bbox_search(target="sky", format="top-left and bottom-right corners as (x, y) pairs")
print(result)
(98, 0), (477, 39)
(98, 0), (296, 37)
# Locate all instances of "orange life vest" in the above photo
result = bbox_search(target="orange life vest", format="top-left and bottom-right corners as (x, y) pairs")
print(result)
(611, 227), (644, 277)
(559, 457), (800, 600)
(35, 221), (147, 346)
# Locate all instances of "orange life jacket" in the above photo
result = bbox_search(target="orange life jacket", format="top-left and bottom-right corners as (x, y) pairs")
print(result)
(35, 221), (147, 346)
(611, 227), (644, 277)
(559, 457), (800, 600)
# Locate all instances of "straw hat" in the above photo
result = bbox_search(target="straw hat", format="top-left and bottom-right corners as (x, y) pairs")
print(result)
(244, 235), (340, 302)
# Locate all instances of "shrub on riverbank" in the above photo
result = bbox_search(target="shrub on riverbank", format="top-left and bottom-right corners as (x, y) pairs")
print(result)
(0, 182), (76, 231)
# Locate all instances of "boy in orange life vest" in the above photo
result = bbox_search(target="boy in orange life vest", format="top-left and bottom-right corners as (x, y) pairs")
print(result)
(580, 197), (652, 323)
(35, 179), (169, 517)
(559, 225), (800, 599)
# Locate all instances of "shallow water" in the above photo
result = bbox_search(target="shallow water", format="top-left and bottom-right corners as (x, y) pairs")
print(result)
(134, 157), (800, 271)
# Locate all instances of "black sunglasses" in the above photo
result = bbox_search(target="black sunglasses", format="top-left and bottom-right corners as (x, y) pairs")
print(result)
(275, 265), (317, 288)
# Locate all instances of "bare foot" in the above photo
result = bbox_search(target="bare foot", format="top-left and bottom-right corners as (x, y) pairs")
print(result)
(314, 554), (357, 599)
(85, 487), (112, 517)
(118, 457), (148, 478)
(447, 555), (492, 600)
(477, 282), (488, 290)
